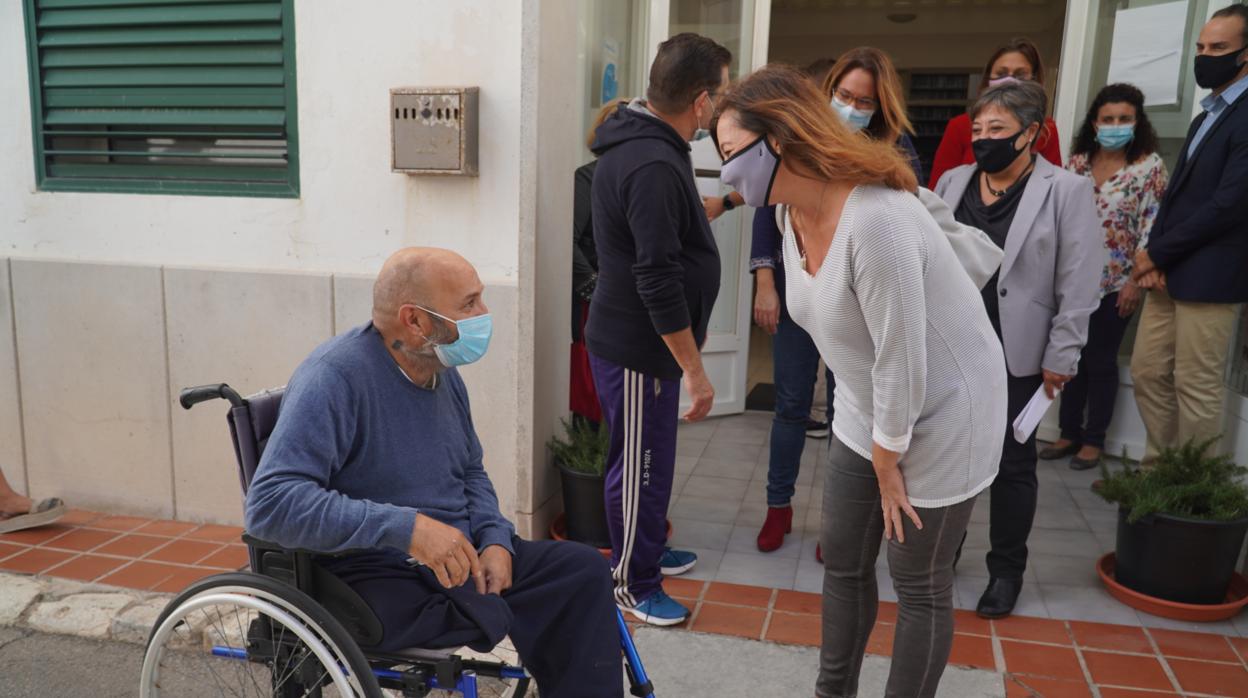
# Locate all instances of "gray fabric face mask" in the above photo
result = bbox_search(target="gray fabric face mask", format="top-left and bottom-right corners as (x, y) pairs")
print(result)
(720, 135), (781, 208)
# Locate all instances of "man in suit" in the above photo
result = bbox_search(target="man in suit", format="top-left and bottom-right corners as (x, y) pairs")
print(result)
(1131, 3), (1248, 461)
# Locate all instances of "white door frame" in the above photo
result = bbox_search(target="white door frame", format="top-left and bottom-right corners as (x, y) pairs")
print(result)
(644, 1), (772, 416)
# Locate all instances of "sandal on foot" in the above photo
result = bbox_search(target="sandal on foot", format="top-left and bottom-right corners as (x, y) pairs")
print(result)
(0, 498), (67, 534)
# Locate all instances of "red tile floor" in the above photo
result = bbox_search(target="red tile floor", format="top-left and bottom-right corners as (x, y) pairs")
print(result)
(4, 510), (1247, 697)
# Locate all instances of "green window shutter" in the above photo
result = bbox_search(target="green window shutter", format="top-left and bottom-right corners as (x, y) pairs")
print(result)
(23, 0), (300, 198)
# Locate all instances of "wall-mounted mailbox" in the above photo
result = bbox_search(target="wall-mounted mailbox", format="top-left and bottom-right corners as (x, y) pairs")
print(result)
(390, 87), (479, 176)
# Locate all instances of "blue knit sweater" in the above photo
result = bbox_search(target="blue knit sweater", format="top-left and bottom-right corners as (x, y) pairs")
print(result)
(244, 322), (516, 556)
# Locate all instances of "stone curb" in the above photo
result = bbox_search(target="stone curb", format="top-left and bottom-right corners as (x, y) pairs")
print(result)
(0, 571), (171, 645)
(0, 571), (526, 696)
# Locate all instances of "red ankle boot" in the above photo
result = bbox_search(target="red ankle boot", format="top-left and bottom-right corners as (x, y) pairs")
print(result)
(757, 506), (793, 552)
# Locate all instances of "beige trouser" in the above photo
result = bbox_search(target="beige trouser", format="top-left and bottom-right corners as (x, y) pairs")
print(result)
(1130, 288), (1242, 459)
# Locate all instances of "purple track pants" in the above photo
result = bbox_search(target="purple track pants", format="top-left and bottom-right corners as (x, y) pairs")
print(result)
(589, 353), (680, 607)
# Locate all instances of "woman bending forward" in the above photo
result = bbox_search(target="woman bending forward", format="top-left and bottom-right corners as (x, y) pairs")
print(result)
(713, 65), (1007, 698)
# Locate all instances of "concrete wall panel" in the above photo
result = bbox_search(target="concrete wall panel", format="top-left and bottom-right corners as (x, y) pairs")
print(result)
(12, 259), (172, 515)
(165, 267), (333, 524)
(0, 259), (24, 496)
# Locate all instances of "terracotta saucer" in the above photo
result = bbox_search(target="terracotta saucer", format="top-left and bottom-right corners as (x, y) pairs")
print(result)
(1097, 552), (1248, 622)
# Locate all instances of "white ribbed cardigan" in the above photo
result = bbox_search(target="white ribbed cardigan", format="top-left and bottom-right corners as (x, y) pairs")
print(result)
(782, 186), (1008, 507)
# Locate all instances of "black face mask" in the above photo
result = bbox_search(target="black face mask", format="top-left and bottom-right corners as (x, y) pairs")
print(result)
(972, 129), (1031, 174)
(1194, 47), (1247, 90)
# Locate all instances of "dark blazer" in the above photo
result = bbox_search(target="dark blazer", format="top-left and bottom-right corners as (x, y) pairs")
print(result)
(1147, 88), (1248, 303)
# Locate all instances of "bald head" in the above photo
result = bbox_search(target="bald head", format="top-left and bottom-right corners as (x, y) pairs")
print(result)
(372, 247), (480, 320)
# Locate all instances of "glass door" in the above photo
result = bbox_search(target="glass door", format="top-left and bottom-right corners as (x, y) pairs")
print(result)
(650, 0), (766, 416)
(576, 0), (768, 417)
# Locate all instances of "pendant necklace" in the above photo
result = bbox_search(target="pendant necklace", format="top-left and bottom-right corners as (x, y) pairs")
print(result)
(795, 181), (830, 272)
(985, 160), (1035, 198)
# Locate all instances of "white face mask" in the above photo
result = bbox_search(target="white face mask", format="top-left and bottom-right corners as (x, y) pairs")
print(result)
(831, 97), (875, 132)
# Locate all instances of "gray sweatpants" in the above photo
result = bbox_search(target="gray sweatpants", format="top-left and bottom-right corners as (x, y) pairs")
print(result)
(817, 438), (977, 698)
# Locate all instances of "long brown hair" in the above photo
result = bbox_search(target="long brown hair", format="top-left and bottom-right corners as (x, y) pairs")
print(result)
(821, 47), (914, 145)
(712, 64), (917, 192)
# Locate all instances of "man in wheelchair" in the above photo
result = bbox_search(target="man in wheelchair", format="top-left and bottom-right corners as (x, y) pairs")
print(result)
(244, 247), (624, 697)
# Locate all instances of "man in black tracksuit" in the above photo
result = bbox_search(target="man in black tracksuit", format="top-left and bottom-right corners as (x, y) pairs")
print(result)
(586, 33), (731, 626)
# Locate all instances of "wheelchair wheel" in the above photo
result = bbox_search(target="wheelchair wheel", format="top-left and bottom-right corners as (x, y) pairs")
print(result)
(140, 572), (382, 698)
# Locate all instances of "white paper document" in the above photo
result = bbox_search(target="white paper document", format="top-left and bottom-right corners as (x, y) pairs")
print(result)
(1107, 1), (1187, 107)
(1012, 385), (1055, 444)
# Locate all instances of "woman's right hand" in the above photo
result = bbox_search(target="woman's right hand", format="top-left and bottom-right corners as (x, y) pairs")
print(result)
(873, 443), (922, 543)
(877, 464), (922, 544)
(754, 284), (780, 335)
(1117, 281), (1142, 318)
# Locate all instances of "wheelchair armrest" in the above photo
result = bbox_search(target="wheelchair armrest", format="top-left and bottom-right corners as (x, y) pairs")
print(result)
(241, 533), (374, 558)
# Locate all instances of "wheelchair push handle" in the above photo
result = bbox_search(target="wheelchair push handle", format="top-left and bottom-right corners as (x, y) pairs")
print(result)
(179, 383), (245, 410)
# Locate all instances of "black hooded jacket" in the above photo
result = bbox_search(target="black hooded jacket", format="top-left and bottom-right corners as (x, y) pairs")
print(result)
(585, 103), (721, 381)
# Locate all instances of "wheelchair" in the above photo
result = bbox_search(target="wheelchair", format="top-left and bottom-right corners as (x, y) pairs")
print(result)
(139, 382), (656, 698)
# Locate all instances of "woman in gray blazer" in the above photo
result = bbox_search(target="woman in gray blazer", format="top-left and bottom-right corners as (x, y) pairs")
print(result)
(935, 80), (1102, 619)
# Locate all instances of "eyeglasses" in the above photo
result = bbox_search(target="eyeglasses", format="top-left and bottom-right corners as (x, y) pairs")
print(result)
(833, 88), (877, 111)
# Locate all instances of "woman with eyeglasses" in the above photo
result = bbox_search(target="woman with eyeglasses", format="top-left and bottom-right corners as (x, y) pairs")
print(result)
(751, 48), (924, 557)
(825, 46), (925, 182)
(715, 65), (1007, 697)
(928, 38), (1064, 188)
(1039, 84), (1168, 470)
(935, 80), (1101, 619)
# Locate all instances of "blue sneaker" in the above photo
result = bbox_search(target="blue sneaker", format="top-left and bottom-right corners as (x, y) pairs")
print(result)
(620, 590), (690, 626)
(659, 547), (697, 576)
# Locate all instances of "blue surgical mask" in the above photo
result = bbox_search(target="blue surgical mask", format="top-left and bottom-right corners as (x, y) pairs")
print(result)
(1096, 123), (1135, 151)
(418, 306), (493, 367)
(691, 93), (716, 142)
(720, 135), (781, 208)
(831, 97), (874, 132)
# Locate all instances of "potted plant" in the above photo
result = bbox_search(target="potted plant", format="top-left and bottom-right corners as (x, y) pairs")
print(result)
(1097, 437), (1248, 607)
(548, 417), (611, 548)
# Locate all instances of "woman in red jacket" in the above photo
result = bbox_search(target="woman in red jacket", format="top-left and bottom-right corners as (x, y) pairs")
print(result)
(928, 38), (1062, 188)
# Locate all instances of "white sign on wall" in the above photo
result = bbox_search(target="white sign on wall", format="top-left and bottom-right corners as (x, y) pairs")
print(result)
(1107, 1), (1188, 107)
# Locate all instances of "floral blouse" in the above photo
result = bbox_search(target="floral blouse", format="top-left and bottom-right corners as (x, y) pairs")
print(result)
(1066, 151), (1168, 295)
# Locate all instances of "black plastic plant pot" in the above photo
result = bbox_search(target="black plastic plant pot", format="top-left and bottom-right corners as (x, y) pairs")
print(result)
(1114, 507), (1248, 605)
(556, 460), (611, 549)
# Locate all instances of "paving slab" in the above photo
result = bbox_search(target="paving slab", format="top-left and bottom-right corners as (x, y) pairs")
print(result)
(0, 575), (44, 625)
(632, 626), (1004, 697)
(25, 592), (133, 639)
(110, 597), (168, 645)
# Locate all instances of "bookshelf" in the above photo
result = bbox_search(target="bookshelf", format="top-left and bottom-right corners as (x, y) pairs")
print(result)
(904, 71), (977, 181)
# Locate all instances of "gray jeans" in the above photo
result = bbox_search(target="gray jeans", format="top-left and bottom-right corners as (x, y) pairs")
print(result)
(817, 438), (976, 698)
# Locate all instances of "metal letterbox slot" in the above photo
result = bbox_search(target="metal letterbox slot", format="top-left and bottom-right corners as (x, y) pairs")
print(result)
(390, 87), (479, 176)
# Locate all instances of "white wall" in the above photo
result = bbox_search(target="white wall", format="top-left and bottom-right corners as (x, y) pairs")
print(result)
(0, 0), (523, 281)
(0, 1), (567, 532)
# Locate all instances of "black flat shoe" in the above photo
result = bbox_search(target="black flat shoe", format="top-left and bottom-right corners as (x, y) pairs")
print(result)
(1038, 441), (1080, 460)
(1070, 453), (1102, 471)
(976, 577), (1023, 619)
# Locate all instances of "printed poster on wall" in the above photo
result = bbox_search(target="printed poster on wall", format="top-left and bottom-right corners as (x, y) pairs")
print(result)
(601, 38), (620, 106)
(1107, 1), (1188, 107)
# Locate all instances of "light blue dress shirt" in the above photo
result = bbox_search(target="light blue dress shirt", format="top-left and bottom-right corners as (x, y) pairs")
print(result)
(1188, 71), (1248, 158)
